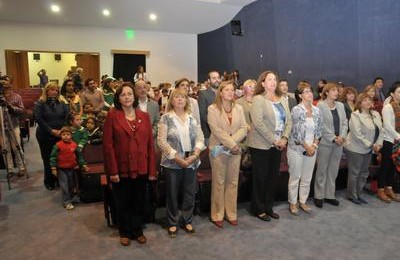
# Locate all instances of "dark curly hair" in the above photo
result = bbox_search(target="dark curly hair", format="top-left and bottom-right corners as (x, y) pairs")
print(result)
(113, 83), (139, 109)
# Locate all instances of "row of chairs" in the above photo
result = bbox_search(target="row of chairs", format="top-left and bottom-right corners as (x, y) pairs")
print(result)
(17, 88), (43, 141)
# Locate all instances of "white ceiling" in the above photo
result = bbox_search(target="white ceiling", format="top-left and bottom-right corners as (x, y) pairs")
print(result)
(0, 0), (256, 34)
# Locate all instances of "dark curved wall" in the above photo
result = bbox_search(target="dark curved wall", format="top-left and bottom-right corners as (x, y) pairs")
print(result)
(198, 0), (400, 91)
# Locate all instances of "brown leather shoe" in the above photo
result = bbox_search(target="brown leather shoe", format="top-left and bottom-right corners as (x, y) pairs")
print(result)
(384, 187), (400, 202)
(289, 204), (299, 215)
(299, 203), (312, 213)
(136, 235), (147, 244)
(120, 237), (130, 246)
(377, 188), (391, 203)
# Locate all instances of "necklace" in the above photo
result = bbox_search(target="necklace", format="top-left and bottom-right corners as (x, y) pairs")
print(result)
(265, 92), (278, 102)
(126, 118), (136, 132)
(223, 104), (232, 113)
(327, 100), (336, 109)
(124, 109), (136, 120)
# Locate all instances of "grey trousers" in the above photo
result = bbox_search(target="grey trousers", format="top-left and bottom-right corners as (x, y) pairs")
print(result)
(314, 143), (343, 199)
(165, 167), (196, 227)
(58, 168), (75, 205)
(345, 149), (371, 199)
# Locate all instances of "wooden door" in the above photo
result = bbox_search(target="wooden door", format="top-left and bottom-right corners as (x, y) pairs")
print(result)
(75, 54), (100, 84)
(5, 50), (29, 88)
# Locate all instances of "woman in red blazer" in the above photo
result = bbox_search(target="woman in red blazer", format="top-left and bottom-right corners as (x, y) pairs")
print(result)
(103, 83), (156, 246)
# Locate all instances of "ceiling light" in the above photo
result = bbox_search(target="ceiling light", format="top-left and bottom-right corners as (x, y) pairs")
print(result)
(51, 4), (60, 13)
(149, 13), (157, 21)
(102, 9), (110, 17)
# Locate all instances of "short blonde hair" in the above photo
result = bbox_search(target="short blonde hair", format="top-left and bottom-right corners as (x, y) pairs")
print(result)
(321, 82), (338, 100)
(242, 79), (256, 95)
(167, 88), (191, 113)
(39, 82), (60, 102)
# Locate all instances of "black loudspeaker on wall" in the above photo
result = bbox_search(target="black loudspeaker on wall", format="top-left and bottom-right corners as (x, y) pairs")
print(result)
(33, 53), (40, 61)
(54, 54), (61, 61)
(231, 20), (243, 36)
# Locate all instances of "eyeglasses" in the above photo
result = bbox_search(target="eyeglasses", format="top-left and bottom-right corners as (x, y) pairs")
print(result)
(302, 89), (312, 94)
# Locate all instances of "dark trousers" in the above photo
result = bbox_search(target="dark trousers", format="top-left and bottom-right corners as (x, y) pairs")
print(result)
(250, 147), (281, 215)
(58, 169), (75, 205)
(379, 141), (395, 188)
(165, 167), (196, 227)
(36, 132), (58, 188)
(112, 177), (147, 239)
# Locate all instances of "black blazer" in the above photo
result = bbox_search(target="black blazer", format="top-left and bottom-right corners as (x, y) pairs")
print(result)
(34, 100), (69, 139)
(198, 87), (216, 139)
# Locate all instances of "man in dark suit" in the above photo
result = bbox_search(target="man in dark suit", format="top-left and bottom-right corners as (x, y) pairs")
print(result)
(134, 80), (160, 138)
(72, 67), (83, 92)
(279, 79), (297, 111)
(198, 71), (221, 144)
(373, 76), (386, 102)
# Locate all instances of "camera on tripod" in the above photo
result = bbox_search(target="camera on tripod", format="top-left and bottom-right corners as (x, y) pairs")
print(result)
(0, 77), (28, 189)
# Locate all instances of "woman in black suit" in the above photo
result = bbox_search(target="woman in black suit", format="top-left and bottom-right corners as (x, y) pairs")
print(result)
(34, 82), (69, 190)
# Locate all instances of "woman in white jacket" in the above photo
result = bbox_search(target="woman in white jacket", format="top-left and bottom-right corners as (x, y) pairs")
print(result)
(378, 83), (400, 202)
(344, 93), (383, 204)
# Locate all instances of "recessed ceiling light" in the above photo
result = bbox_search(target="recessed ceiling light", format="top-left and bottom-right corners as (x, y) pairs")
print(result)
(102, 9), (110, 17)
(51, 4), (60, 13)
(149, 13), (157, 21)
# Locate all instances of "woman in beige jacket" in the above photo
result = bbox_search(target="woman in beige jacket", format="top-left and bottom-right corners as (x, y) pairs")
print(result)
(247, 71), (292, 221)
(208, 81), (248, 228)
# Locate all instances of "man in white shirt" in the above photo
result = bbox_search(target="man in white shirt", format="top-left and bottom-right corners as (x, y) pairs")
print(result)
(135, 80), (160, 138)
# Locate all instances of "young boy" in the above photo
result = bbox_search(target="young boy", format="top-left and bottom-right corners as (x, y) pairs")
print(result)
(85, 116), (103, 145)
(70, 113), (89, 152)
(82, 102), (96, 122)
(50, 126), (88, 210)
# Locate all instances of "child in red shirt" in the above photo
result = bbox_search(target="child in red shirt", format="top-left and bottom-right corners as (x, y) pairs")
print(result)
(50, 126), (88, 210)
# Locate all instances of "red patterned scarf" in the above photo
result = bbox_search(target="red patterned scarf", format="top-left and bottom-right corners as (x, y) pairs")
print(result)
(391, 101), (400, 132)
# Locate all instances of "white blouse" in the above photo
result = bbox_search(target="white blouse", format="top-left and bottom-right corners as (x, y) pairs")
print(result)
(171, 113), (192, 152)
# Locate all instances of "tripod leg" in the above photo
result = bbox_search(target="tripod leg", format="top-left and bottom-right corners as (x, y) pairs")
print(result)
(0, 107), (12, 189)
(4, 109), (28, 178)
